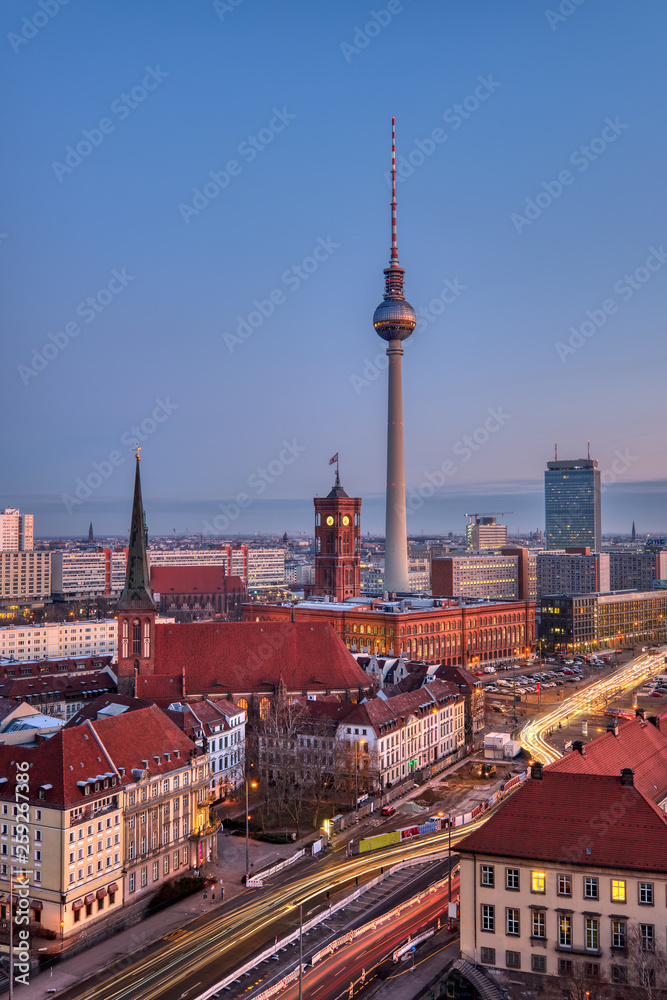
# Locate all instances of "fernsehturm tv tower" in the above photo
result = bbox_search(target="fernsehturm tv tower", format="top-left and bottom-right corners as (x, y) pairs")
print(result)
(373, 118), (416, 594)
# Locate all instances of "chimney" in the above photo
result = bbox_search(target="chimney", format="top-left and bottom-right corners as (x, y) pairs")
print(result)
(531, 760), (544, 780)
(572, 740), (586, 756)
(620, 768), (634, 786)
(606, 721), (619, 737)
(635, 708), (645, 720)
(647, 715), (661, 729)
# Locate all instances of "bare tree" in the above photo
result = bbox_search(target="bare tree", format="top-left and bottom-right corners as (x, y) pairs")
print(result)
(257, 699), (306, 830)
(543, 959), (608, 1000)
(624, 922), (667, 1000)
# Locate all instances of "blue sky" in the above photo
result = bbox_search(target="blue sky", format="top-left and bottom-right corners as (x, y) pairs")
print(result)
(3, 0), (667, 537)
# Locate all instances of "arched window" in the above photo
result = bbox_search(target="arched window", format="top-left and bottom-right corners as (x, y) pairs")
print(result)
(132, 619), (141, 655)
(122, 619), (129, 659)
(259, 697), (270, 721)
(237, 698), (248, 719)
(143, 619), (151, 659)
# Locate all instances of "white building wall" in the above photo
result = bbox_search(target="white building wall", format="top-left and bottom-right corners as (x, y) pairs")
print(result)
(0, 619), (118, 661)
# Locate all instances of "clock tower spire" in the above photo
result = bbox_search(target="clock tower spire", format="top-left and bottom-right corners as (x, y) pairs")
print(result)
(305, 461), (362, 601)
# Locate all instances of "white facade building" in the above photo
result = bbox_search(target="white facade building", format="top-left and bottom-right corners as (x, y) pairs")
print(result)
(167, 699), (245, 796)
(147, 549), (228, 568)
(0, 619), (118, 661)
(51, 549), (128, 600)
(247, 549), (285, 589)
(0, 508), (33, 551)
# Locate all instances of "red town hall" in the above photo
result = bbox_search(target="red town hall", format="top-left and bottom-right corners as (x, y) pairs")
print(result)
(304, 469), (362, 602)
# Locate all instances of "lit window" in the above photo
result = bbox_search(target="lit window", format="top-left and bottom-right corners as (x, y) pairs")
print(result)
(531, 871), (545, 893)
(611, 879), (626, 902)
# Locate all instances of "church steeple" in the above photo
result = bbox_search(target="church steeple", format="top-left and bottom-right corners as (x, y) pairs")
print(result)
(117, 450), (155, 694)
(119, 450), (155, 612)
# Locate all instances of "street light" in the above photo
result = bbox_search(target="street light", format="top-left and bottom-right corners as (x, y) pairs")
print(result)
(245, 776), (258, 881)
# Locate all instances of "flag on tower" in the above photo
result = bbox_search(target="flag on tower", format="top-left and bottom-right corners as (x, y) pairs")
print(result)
(329, 453), (338, 465)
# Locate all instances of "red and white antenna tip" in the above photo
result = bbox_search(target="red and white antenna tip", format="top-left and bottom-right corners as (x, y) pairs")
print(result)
(390, 116), (398, 262)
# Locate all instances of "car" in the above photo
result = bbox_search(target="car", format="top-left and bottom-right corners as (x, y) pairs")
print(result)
(651, 692), (663, 697)
(381, 806), (396, 816)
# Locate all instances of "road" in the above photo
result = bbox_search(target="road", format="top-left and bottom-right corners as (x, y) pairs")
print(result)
(519, 648), (666, 764)
(278, 879), (457, 1000)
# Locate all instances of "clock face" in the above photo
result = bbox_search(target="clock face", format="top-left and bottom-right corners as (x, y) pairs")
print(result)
(342, 516), (350, 526)
(326, 516), (334, 526)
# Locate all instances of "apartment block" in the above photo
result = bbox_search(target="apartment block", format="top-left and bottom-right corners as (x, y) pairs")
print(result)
(0, 508), (33, 551)
(0, 620), (117, 662)
(536, 549), (610, 597)
(0, 551), (50, 603)
(51, 548), (127, 600)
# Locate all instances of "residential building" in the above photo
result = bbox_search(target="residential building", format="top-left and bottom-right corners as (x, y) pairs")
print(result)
(0, 704), (215, 944)
(245, 596), (536, 667)
(0, 668), (115, 721)
(539, 590), (667, 653)
(342, 680), (465, 789)
(0, 620), (118, 661)
(467, 517), (508, 550)
(457, 766), (667, 988)
(433, 555), (520, 601)
(607, 548), (667, 591)
(0, 508), (33, 551)
(0, 697), (64, 744)
(0, 551), (50, 603)
(147, 549), (228, 569)
(536, 549), (610, 597)
(166, 699), (245, 796)
(51, 548), (127, 600)
(545, 456), (602, 551)
(246, 548), (285, 590)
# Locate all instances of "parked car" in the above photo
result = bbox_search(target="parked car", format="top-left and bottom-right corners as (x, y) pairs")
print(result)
(381, 806), (396, 816)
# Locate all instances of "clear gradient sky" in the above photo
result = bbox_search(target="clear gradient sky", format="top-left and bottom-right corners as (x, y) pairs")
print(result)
(3, 0), (667, 538)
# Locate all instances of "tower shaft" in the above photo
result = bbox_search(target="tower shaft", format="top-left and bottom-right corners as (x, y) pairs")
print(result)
(384, 340), (409, 592)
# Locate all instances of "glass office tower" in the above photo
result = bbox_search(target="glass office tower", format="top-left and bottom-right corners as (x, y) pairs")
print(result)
(545, 458), (601, 551)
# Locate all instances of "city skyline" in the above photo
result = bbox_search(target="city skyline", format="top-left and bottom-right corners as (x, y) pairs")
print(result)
(4, 0), (667, 539)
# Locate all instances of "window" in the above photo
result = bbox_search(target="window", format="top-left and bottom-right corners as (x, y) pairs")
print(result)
(557, 873), (571, 896)
(109, 892), (115, 905)
(152, 862), (159, 881)
(129, 873), (136, 893)
(532, 911), (546, 939)
(531, 871), (545, 893)
(585, 963), (600, 979)
(611, 920), (626, 949)
(611, 965), (628, 984)
(481, 865), (494, 887)
(531, 955), (546, 973)
(141, 867), (147, 887)
(640, 924), (654, 952)
(611, 879), (626, 902)
(558, 914), (571, 947)
(480, 947), (495, 965)
(506, 908), (520, 936)
(558, 959), (572, 975)
(506, 951), (520, 969)
(163, 855), (169, 875)
(584, 876), (598, 899)
(585, 918), (599, 952)
(481, 904), (494, 932)
(638, 882), (654, 905)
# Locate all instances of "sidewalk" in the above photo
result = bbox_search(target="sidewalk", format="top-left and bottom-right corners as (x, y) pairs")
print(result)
(17, 830), (308, 1000)
(365, 932), (460, 999)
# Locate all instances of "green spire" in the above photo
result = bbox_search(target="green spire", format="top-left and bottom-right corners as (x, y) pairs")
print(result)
(119, 453), (155, 611)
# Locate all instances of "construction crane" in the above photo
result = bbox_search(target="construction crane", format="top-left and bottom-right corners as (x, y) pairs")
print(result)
(464, 511), (514, 524)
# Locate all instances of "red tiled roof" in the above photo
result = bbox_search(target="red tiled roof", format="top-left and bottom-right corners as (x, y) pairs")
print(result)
(347, 680), (461, 734)
(457, 771), (667, 872)
(65, 694), (154, 727)
(547, 717), (667, 804)
(0, 670), (114, 701)
(0, 705), (200, 809)
(151, 566), (244, 594)
(153, 620), (370, 694)
(0, 656), (113, 678)
(135, 674), (184, 704)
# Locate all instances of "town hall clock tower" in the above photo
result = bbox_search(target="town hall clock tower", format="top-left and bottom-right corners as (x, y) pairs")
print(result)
(306, 468), (361, 602)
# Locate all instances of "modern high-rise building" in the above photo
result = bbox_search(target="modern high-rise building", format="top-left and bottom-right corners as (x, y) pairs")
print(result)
(466, 516), (508, 550)
(373, 119), (416, 594)
(0, 508), (33, 551)
(544, 456), (601, 550)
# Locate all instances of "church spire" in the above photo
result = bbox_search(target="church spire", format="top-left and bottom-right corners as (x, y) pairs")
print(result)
(119, 448), (155, 611)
